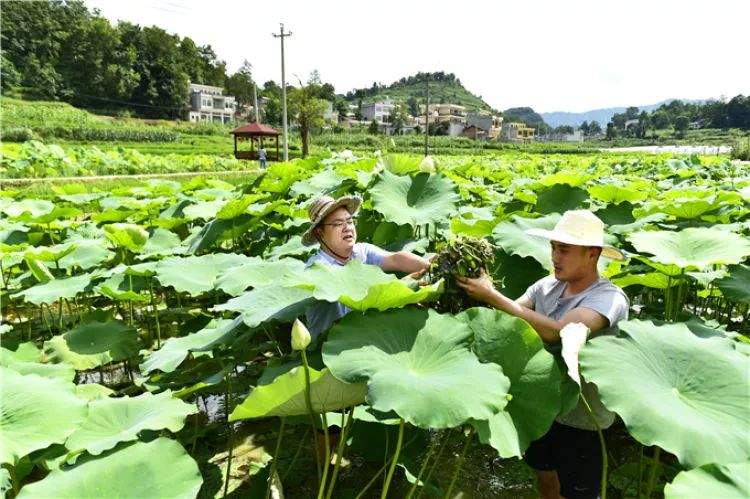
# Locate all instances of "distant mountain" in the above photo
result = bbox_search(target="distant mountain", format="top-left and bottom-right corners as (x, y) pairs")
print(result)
(343, 72), (498, 114)
(541, 99), (705, 128)
(503, 107), (546, 127)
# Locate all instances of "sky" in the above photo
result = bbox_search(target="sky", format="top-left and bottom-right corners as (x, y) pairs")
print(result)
(85, 0), (749, 113)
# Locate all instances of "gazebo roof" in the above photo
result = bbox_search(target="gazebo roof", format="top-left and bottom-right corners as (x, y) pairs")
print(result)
(231, 123), (281, 136)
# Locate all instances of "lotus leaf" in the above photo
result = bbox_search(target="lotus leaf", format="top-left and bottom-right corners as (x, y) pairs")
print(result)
(0, 367), (87, 465)
(460, 308), (562, 457)
(156, 253), (250, 295)
(370, 170), (459, 227)
(66, 390), (197, 456)
(322, 308), (510, 428)
(103, 223), (149, 252)
(12, 273), (92, 306)
(230, 366), (366, 420)
(492, 214), (560, 271)
(716, 265), (750, 304)
(628, 228), (750, 269)
(214, 286), (315, 328)
(44, 320), (140, 370)
(579, 319), (750, 467)
(140, 317), (245, 375)
(16, 438), (203, 499)
(215, 257), (306, 296)
(664, 461), (750, 499)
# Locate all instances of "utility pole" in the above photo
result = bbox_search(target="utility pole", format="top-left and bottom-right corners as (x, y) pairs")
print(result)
(424, 73), (430, 156)
(273, 23), (292, 161)
(253, 83), (260, 123)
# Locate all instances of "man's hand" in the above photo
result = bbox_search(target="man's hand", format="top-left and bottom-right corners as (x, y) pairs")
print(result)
(455, 270), (500, 304)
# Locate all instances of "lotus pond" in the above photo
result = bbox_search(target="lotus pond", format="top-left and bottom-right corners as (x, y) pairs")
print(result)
(1, 151), (749, 498)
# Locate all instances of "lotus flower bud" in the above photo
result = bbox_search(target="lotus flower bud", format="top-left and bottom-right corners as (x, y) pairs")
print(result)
(291, 319), (311, 351)
(419, 156), (436, 173)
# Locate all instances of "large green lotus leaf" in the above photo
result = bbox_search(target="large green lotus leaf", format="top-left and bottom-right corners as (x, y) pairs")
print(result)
(215, 257), (306, 296)
(66, 391), (197, 456)
(182, 199), (226, 220)
(290, 169), (346, 198)
(370, 170), (459, 227)
(62, 320), (139, 363)
(612, 272), (676, 289)
(214, 286), (316, 328)
(492, 214), (560, 271)
(230, 366), (366, 421)
(450, 206), (499, 237)
(322, 308), (510, 429)
(265, 235), (313, 260)
(57, 240), (113, 271)
(628, 228), (750, 270)
(664, 461), (750, 499)
(657, 198), (717, 219)
(296, 260), (442, 311)
(579, 319), (750, 468)
(138, 228), (184, 259)
(587, 183), (649, 204)
(140, 317), (245, 375)
(3, 199), (54, 219)
(24, 242), (77, 263)
(534, 184), (589, 214)
(716, 265), (750, 304)
(103, 223), (149, 252)
(97, 272), (150, 303)
(74, 383), (114, 401)
(608, 213), (667, 235)
(17, 437), (203, 499)
(459, 308), (561, 457)
(12, 273), (92, 306)
(0, 348), (75, 382)
(0, 367), (87, 465)
(156, 253), (250, 296)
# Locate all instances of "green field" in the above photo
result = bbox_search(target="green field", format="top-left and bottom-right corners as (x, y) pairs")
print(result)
(2, 150), (749, 498)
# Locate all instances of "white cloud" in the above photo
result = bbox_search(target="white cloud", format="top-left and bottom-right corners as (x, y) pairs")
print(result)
(85, 0), (749, 112)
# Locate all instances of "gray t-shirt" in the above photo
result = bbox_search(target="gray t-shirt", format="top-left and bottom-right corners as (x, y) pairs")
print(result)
(522, 275), (630, 430)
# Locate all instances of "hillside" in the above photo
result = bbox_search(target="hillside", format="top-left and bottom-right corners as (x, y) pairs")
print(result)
(343, 72), (499, 114)
(502, 107), (546, 127)
(540, 99), (705, 128)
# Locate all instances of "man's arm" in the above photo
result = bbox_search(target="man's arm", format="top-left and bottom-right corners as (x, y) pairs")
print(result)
(380, 251), (430, 274)
(457, 272), (608, 343)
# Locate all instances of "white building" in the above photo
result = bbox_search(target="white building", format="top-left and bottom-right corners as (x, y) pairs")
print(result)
(187, 83), (236, 124)
(361, 99), (395, 123)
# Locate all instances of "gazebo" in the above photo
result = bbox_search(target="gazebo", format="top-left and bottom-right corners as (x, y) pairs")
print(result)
(230, 123), (281, 160)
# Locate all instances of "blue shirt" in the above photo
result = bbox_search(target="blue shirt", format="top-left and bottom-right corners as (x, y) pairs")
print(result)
(304, 243), (387, 338)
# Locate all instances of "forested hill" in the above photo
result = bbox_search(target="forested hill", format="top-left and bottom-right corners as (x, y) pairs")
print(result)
(343, 72), (500, 115)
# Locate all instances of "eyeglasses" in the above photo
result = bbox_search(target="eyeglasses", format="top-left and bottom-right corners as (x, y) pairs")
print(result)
(321, 217), (356, 230)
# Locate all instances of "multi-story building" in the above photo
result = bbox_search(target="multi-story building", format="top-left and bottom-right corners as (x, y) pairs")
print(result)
(466, 112), (503, 139)
(501, 122), (535, 142)
(187, 83), (236, 124)
(360, 99), (395, 123)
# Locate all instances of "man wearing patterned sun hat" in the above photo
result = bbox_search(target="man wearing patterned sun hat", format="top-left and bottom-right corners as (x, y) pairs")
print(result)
(301, 194), (431, 339)
(457, 209), (630, 499)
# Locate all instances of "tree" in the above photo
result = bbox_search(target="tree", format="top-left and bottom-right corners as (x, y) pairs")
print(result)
(674, 115), (690, 137)
(554, 125), (574, 135)
(289, 84), (326, 157)
(390, 104), (409, 134)
(606, 122), (617, 140)
(225, 60), (255, 108)
(355, 100), (363, 121)
(407, 96), (419, 117)
(580, 121), (590, 136)
(589, 121), (602, 135)
(368, 119), (380, 135)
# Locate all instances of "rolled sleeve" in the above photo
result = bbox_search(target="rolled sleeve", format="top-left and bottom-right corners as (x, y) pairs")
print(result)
(360, 243), (388, 267)
(580, 290), (630, 329)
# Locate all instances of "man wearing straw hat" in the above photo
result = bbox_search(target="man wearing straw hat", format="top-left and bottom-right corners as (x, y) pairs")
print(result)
(457, 210), (629, 499)
(301, 194), (431, 339)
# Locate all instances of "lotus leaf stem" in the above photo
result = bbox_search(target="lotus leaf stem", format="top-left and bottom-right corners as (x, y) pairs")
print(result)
(644, 446), (661, 498)
(444, 427), (474, 499)
(581, 392), (608, 499)
(300, 349), (322, 485)
(317, 411), (332, 499)
(325, 406), (355, 499)
(266, 417), (286, 499)
(418, 429), (453, 499)
(380, 418), (405, 499)
(635, 444), (644, 499)
(282, 427), (309, 482)
(223, 370), (235, 499)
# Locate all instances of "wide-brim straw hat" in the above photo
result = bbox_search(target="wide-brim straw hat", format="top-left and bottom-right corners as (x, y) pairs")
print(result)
(525, 210), (625, 260)
(301, 195), (362, 246)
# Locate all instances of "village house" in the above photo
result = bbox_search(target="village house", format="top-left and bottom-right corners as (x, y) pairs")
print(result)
(501, 122), (535, 142)
(187, 83), (237, 124)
